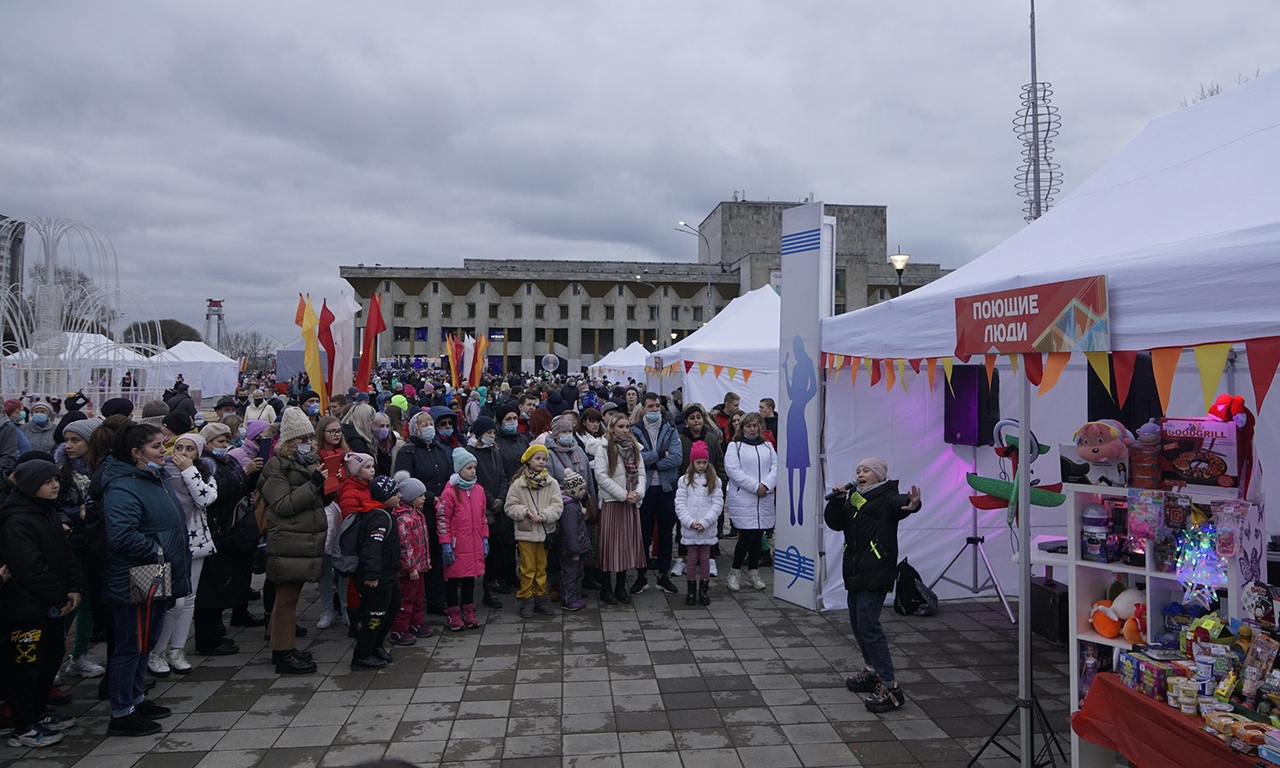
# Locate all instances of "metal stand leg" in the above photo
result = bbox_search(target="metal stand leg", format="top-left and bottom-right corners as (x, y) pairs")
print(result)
(929, 534), (1015, 623)
(966, 694), (1067, 767)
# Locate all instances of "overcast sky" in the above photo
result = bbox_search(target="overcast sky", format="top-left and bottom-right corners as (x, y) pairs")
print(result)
(1, 2), (1277, 347)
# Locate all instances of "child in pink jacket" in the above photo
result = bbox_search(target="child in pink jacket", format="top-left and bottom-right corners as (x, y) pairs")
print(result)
(438, 448), (490, 631)
(388, 474), (432, 645)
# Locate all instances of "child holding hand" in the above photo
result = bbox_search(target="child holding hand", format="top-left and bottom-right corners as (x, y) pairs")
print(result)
(675, 441), (722, 606)
(505, 444), (562, 618)
(388, 474), (432, 645)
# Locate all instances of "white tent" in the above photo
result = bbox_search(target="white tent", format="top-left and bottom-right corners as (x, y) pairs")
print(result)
(588, 341), (649, 384)
(153, 341), (240, 400)
(819, 68), (1280, 606)
(648, 286), (782, 411)
(2, 332), (153, 393)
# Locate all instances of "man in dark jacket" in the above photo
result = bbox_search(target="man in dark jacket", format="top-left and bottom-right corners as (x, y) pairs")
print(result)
(467, 416), (506, 608)
(351, 476), (401, 670)
(491, 405), (527, 591)
(823, 457), (920, 714)
(164, 382), (198, 422)
(0, 459), (81, 746)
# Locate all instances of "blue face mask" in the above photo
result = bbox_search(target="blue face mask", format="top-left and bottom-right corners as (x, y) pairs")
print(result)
(212, 447), (229, 457)
(146, 460), (164, 471)
(501, 423), (518, 435)
(481, 436), (496, 447)
(438, 428), (454, 439)
(556, 434), (575, 447)
(644, 411), (661, 423)
(31, 413), (48, 426)
(421, 427), (436, 442)
(376, 427), (390, 440)
(306, 404), (320, 416)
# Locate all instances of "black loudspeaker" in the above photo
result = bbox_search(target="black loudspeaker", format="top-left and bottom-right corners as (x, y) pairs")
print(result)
(1029, 576), (1069, 645)
(944, 365), (1000, 446)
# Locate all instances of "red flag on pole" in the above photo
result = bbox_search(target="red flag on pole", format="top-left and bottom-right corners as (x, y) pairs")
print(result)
(355, 294), (385, 390)
(317, 300), (336, 396)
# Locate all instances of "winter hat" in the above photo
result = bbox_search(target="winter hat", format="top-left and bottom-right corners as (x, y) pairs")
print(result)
(30, 402), (53, 416)
(298, 389), (320, 404)
(428, 405), (454, 426)
(452, 447), (477, 472)
(562, 468), (585, 493)
(2, 399), (21, 416)
(470, 415), (496, 437)
(599, 402), (619, 416)
(174, 433), (207, 456)
(344, 452), (375, 477)
(390, 394), (409, 412)
(520, 443), (548, 464)
(62, 416), (102, 444)
(395, 472), (427, 503)
(141, 400), (169, 418)
(65, 392), (90, 412)
(857, 457), (889, 484)
(163, 412), (193, 435)
(494, 404), (517, 424)
(100, 397), (134, 418)
(369, 475), (399, 503)
(200, 422), (232, 443)
(550, 415), (574, 436)
(13, 458), (59, 497)
(173, 381), (189, 392)
(689, 440), (710, 464)
(278, 407), (314, 443)
(245, 419), (270, 442)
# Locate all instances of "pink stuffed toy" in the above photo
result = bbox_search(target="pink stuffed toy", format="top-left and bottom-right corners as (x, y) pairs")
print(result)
(1073, 419), (1134, 465)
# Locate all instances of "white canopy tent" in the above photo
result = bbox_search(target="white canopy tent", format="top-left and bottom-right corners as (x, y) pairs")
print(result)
(153, 341), (240, 400)
(647, 286), (782, 411)
(819, 68), (1280, 606)
(587, 341), (649, 384)
(2, 332), (153, 395)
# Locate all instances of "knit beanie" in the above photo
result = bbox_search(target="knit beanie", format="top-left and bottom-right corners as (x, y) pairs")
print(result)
(391, 394), (409, 412)
(520, 443), (548, 464)
(344, 452), (375, 477)
(163, 412), (193, 435)
(395, 472), (427, 504)
(689, 440), (710, 464)
(278, 407), (314, 443)
(13, 459), (58, 497)
(562, 468), (585, 493)
(550, 415), (574, 436)
(857, 457), (889, 484)
(494, 404), (517, 424)
(141, 400), (169, 418)
(62, 416), (101, 444)
(100, 397), (134, 418)
(369, 475), (399, 503)
(200, 422), (232, 443)
(174, 433), (207, 456)
(298, 389), (320, 404)
(470, 416), (497, 437)
(2, 399), (20, 416)
(245, 420), (270, 442)
(453, 447), (477, 473)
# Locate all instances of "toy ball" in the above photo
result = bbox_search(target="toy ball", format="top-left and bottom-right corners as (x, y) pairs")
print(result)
(1112, 588), (1145, 621)
(1091, 600), (1121, 638)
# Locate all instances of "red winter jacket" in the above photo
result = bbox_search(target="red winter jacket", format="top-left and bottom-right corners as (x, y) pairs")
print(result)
(437, 479), (489, 579)
(337, 477), (382, 520)
(394, 503), (430, 574)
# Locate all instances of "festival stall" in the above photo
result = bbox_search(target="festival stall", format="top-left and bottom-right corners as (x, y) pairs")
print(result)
(152, 341), (241, 400)
(587, 341), (649, 384)
(1, 331), (153, 395)
(647, 285), (781, 411)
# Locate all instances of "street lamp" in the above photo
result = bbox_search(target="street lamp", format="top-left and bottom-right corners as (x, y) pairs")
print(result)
(676, 221), (714, 322)
(889, 247), (911, 297)
(635, 275), (661, 350)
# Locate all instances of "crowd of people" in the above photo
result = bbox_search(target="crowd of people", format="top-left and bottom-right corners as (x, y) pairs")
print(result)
(0, 371), (799, 747)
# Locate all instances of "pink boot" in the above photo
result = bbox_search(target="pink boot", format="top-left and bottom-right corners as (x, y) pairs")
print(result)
(461, 603), (480, 629)
(444, 606), (465, 632)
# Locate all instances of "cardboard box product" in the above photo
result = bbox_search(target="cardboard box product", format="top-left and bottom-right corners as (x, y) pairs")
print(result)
(1118, 649), (1148, 691)
(1160, 417), (1240, 491)
(1139, 657), (1189, 701)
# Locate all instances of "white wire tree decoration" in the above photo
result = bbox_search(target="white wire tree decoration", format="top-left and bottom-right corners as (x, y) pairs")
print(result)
(0, 217), (168, 404)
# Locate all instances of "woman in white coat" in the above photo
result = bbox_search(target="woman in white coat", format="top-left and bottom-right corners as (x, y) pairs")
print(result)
(723, 412), (776, 591)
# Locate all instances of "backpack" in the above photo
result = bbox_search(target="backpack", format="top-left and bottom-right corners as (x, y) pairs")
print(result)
(332, 509), (390, 577)
(892, 557), (938, 617)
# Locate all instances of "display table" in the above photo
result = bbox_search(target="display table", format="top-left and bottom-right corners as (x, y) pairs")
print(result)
(1071, 672), (1257, 767)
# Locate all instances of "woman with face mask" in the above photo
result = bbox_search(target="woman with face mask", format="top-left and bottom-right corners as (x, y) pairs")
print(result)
(370, 411), (402, 476)
(340, 403), (376, 457)
(22, 402), (57, 455)
(244, 389), (276, 424)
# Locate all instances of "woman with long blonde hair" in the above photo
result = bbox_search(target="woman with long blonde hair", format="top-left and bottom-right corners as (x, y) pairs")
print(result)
(591, 413), (647, 605)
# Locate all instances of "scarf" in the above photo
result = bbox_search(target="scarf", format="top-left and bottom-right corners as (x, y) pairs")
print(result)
(524, 466), (551, 490)
(740, 434), (765, 446)
(451, 472), (477, 491)
(614, 438), (638, 491)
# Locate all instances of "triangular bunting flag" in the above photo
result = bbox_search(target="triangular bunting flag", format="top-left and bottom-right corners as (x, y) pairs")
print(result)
(908, 358), (922, 374)
(1245, 337), (1280, 413)
(1085, 352), (1113, 402)
(1038, 352), (1070, 397)
(697, 362), (710, 375)
(1006, 354), (1019, 378)
(713, 365), (724, 378)
(1193, 342), (1233, 413)
(1024, 353), (1043, 387)
(926, 358), (938, 393)
(830, 364), (841, 385)
(849, 357), (860, 387)
(1112, 351), (1138, 409)
(863, 357), (873, 379)
(742, 369), (753, 383)
(941, 357), (955, 396)
(727, 367), (738, 381)
(832, 354), (845, 371)
(1149, 347), (1182, 413)
(983, 354), (996, 386)
(884, 359), (896, 392)
(684, 360), (694, 374)
(820, 353), (829, 371)
(870, 359), (882, 387)
(896, 359), (908, 392)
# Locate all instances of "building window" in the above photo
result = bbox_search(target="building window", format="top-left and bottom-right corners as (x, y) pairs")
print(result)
(441, 304), (452, 319)
(605, 306), (615, 321)
(649, 306), (658, 322)
(419, 303), (430, 317)
(559, 305), (569, 321)
(572, 284), (580, 296)
(514, 305), (523, 319)
(479, 283), (486, 295)
(467, 303), (476, 319)
(393, 302), (405, 318)
(693, 306), (703, 321)
(393, 326), (410, 342)
(384, 280), (392, 292)
(671, 306), (680, 321)
(526, 283), (533, 295)
(626, 306), (635, 321)
(617, 285), (624, 297)
(535, 305), (545, 320)
(489, 305), (498, 320)
(432, 281), (439, 294)
(663, 286), (669, 297)
(581, 305), (590, 321)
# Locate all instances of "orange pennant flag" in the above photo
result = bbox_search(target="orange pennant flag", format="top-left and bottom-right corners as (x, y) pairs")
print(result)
(1038, 352), (1071, 396)
(742, 369), (753, 383)
(849, 357), (860, 388)
(884, 360), (896, 392)
(294, 293), (306, 328)
(1149, 347), (1183, 413)
(926, 358), (937, 393)
(983, 354), (996, 386)
(713, 364), (724, 378)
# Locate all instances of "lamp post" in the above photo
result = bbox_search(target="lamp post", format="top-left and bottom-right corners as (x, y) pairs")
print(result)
(634, 275), (660, 350)
(889, 247), (911, 297)
(676, 221), (714, 323)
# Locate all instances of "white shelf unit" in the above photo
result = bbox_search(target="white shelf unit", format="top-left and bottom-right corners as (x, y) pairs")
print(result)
(1063, 482), (1242, 768)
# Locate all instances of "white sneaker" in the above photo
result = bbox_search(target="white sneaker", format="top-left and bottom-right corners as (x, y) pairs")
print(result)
(65, 654), (106, 679)
(317, 611), (335, 630)
(341, 611), (351, 626)
(165, 648), (192, 674)
(147, 651), (171, 677)
(747, 569), (766, 590)
(709, 559), (718, 577)
(670, 559), (686, 577)
(726, 569), (740, 591)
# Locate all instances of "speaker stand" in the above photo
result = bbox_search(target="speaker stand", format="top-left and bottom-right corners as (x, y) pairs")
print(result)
(929, 509), (1015, 624)
(966, 693), (1066, 767)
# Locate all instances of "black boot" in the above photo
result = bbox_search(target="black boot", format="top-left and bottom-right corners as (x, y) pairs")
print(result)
(347, 609), (361, 639)
(231, 609), (266, 627)
(582, 568), (601, 591)
(272, 650), (317, 675)
(482, 585), (503, 609)
(685, 581), (697, 606)
(699, 580), (710, 606)
(598, 572), (618, 605)
(615, 572), (631, 605)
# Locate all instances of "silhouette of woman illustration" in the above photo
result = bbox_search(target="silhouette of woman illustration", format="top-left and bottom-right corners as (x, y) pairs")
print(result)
(782, 335), (817, 526)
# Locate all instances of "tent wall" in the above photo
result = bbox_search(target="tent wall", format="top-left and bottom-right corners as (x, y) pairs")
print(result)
(683, 369), (779, 419)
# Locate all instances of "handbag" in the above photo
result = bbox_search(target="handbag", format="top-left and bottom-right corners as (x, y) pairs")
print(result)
(582, 493), (600, 525)
(128, 546), (173, 604)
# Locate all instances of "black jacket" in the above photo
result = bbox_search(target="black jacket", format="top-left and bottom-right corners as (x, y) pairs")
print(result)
(0, 492), (82, 622)
(356, 507), (399, 584)
(495, 431), (530, 487)
(394, 435), (450, 504)
(823, 480), (918, 594)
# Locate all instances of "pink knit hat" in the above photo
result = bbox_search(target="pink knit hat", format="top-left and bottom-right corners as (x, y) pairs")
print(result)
(856, 457), (888, 483)
(345, 452), (375, 476)
(689, 440), (710, 463)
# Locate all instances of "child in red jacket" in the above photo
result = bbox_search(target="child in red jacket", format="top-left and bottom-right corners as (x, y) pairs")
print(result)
(438, 448), (490, 631)
(388, 474), (432, 645)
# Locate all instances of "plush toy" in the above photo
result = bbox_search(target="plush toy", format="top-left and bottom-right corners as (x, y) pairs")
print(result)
(1090, 600), (1121, 638)
(1111, 587), (1145, 621)
(1123, 603), (1148, 645)
(1074, 420), (1134, 464)
(1130, 418), (1163, 489)
(1136, 419), (1160, 445)
(1206, 393), (1257, 497)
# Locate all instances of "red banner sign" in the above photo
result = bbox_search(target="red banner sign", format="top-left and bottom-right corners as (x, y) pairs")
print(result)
(954, 275), (1110, 357)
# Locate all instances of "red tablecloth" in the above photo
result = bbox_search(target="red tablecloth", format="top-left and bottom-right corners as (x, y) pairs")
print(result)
(1071, 672), (1258, 767)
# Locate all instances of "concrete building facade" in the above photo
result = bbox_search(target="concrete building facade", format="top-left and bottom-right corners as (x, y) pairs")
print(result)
(339, 200), (947, 374)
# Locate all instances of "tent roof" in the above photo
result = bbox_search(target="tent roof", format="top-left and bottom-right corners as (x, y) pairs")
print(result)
(155, 341), (237, 364)
(648, 286), (780, 368)
(823, 68), (1280, 359)
(5, 332), (150, 363)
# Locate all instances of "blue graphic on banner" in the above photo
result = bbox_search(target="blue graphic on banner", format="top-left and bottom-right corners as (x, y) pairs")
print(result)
(780, 227), (820, 255)
(773, 545), (816, 587)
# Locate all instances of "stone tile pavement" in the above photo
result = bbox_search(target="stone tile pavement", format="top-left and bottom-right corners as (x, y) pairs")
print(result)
(0, 571), (1075, 768)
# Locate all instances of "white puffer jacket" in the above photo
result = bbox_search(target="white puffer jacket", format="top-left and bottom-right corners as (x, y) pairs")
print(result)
(675, 473), (723, 546)
(593, 441), (648, 504)
(724, 439), (777, 530)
